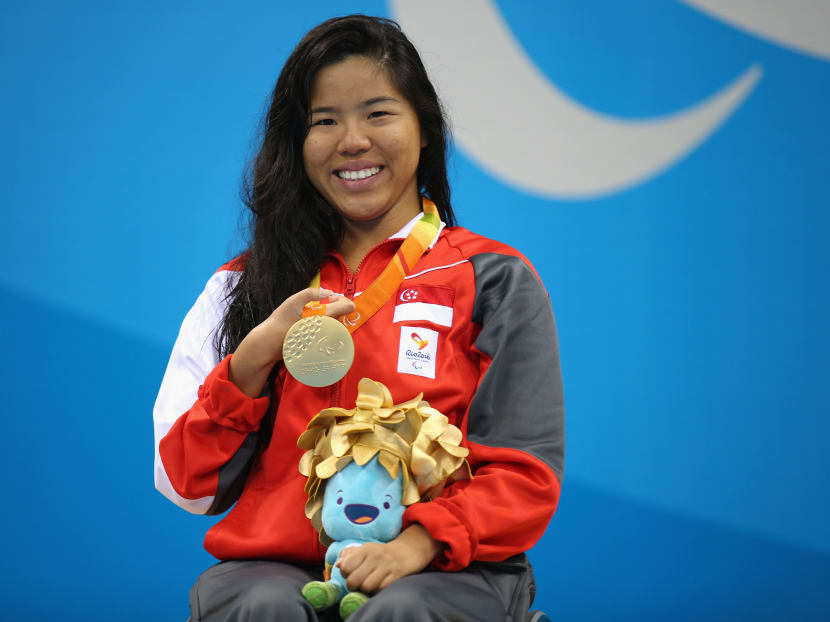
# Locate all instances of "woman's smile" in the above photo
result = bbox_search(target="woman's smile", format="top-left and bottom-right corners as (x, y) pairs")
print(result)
(333, 160), (385, 185)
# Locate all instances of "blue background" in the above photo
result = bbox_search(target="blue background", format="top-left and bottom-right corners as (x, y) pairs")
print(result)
(2, 1), (829, 619)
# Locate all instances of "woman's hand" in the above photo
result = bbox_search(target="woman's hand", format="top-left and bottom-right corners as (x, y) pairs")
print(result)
(336, 524), (444, 594)
(229, 287), (355, 397)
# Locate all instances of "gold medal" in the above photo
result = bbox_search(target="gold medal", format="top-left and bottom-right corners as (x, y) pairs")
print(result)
(283, 315), (354, 387)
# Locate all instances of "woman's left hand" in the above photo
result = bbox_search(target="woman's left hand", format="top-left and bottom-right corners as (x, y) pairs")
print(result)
(336, 524), (444, 593)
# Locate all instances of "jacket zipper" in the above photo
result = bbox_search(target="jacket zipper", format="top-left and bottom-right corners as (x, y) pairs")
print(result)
(329, 239), (397, 407)
(332, 274), (354, 408)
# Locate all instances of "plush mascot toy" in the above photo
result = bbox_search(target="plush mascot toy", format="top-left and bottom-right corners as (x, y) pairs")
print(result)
(297, 378), (470, 619)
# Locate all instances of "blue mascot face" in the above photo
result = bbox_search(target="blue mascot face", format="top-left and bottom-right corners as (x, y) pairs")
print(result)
(321, 455), (405, 543)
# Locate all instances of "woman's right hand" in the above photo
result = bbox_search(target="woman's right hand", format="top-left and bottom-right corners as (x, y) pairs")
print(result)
(229, 288), (355, 397)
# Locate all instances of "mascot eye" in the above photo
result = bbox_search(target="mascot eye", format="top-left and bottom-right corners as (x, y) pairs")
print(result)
(383, 501), (390, 509)
(337, 497), (343, 505)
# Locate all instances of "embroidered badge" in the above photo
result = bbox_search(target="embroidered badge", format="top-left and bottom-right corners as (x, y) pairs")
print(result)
(393, 285), (454, 327)
(397, 325), (439, 379)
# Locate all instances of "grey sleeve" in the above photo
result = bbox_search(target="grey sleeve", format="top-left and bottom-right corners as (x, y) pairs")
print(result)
(468, 253), (565, 480)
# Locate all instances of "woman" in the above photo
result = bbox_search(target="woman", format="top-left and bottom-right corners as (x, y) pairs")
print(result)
(153, 14), (564, 622)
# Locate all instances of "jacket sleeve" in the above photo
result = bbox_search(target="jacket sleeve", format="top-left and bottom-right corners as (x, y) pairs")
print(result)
(153, 270), (270, 515)
(402, 252), (564, 570)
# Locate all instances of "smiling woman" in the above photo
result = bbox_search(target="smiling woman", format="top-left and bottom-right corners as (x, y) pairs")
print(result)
(152, 14), (563, 622)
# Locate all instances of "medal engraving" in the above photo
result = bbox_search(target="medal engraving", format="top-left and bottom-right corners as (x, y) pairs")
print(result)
(283, 316), (354, 387)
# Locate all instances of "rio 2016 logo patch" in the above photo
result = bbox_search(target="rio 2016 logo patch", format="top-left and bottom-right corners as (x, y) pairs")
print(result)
(397, 325), (439, 379)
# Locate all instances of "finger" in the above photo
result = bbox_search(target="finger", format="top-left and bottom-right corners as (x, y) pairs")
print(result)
(306, 286), (334, 301)
(279, 287), (334, 319)
(285, 287), (334, 311)
(336, 545), (364, 576)
(344, 558), (373, 592)
(377, 571), (400, 591)
(325, 295), (356, 318)
(357, 567), (388, 595)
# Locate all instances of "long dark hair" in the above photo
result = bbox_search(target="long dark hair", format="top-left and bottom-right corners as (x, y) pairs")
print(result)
(216, 14), (455, 360)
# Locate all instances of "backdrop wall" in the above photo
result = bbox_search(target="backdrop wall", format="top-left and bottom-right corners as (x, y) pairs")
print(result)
(2, 1), (828, 619)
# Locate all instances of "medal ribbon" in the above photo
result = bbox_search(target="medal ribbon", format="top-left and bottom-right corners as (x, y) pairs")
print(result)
(303, 198), (441, 333)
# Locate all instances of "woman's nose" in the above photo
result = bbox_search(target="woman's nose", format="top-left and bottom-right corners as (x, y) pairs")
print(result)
(337, 120), (371, 155)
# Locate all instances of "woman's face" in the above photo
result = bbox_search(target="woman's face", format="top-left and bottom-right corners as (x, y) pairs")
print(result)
(303, 55), (425, 232)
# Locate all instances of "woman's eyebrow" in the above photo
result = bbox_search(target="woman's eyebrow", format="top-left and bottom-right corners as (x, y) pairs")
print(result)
(363, 96), (400, 107)
(310, 105), (339, 114)
(311, 96), (400, 115)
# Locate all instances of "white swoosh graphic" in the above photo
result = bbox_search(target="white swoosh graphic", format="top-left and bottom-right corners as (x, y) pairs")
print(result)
(683, 0), (830, 62)
(391, 0), (762, 199)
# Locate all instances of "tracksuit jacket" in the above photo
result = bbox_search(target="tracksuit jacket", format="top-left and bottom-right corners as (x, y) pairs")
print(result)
(153, 214), (565, 571)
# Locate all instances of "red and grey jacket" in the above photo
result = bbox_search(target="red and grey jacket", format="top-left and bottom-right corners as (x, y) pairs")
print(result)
(154, 215), (565, 571)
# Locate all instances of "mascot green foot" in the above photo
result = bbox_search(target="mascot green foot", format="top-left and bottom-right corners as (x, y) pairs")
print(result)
(301, 580), (340, 611)
(340, 591), (370, 619)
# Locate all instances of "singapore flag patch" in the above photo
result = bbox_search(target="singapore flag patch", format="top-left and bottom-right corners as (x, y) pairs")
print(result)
(397, 325), (439, 379)
(393, 285), (454, 327)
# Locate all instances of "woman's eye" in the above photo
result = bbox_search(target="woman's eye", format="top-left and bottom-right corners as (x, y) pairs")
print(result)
(313, 118), (335, 126)
(368, 111), (389, 119)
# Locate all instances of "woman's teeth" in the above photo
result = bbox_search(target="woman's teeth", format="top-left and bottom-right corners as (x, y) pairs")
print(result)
(337, 167), (381, 180)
